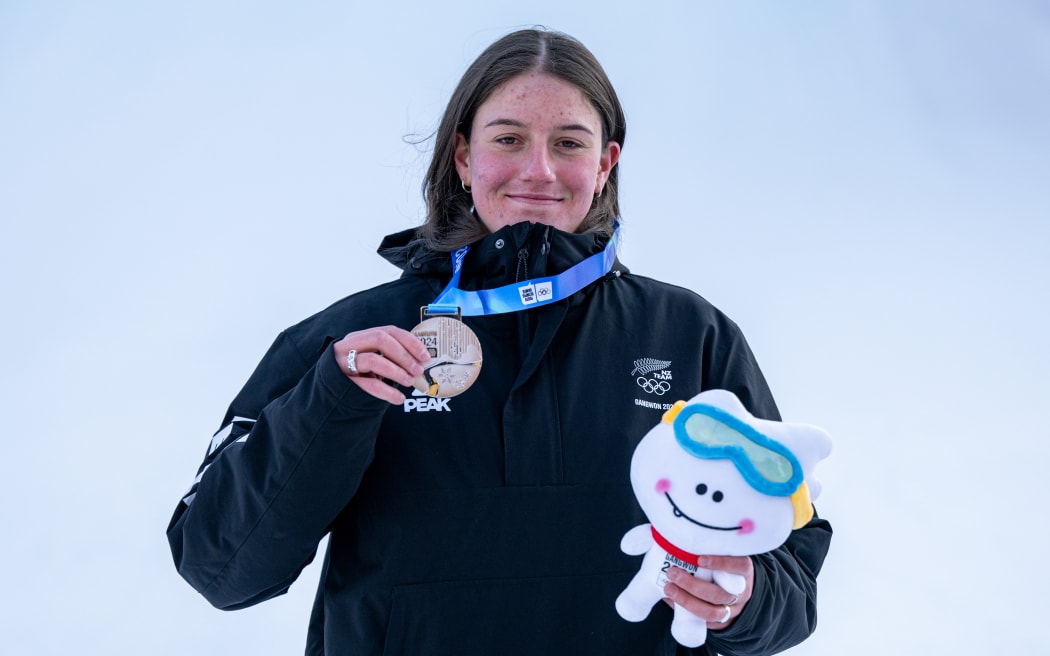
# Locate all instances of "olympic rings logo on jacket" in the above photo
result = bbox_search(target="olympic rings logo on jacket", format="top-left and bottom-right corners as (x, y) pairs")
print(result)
(637, 377), (671, 395)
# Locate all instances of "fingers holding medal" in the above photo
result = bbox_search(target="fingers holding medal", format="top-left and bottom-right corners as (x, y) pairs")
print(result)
(334, 311), (483, 403)
(334, 326), (431, 405)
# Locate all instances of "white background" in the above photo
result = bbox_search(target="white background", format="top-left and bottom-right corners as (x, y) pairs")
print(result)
(2, 1), (1048, 654)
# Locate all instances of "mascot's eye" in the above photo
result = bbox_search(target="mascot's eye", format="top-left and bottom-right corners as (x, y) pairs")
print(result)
(695, 483), (708, 495)
(712, 491), (724, 503)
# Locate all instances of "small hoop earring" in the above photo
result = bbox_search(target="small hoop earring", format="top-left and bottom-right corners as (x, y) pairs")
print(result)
(461, 180), (472, 193)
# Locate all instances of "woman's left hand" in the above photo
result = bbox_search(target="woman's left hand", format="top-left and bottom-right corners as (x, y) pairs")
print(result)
(663, 555), (754, 629)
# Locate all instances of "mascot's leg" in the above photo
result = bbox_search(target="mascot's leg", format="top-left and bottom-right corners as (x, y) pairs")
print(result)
(615, 549), (667, 622)
(670, 603), (708, 647)
(668, 566), (714, 647)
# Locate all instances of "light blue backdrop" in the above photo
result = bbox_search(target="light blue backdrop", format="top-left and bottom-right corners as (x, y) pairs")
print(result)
(3, 1), (1048, 654)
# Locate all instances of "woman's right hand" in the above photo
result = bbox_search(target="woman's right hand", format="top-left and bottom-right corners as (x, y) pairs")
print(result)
(333, 326), (431, 404)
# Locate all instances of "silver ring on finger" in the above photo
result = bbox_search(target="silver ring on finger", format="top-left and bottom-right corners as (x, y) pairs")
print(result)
(346, 349), (359, 375)
(720, 605), (732, 623)
(728, 593), (739, 606)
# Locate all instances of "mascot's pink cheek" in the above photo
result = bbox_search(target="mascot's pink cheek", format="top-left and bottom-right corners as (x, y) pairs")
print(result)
(738, 519), (755, 535)
(655, 478), (671, 494)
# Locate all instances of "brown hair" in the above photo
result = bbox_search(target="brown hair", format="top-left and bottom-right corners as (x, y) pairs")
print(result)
(420, 28), (627, 251)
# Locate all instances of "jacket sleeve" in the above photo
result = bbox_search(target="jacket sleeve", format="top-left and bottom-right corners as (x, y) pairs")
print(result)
(697, 316), (834, 655)
(703, 515), (833, 656)
(166, 331), (389, 610)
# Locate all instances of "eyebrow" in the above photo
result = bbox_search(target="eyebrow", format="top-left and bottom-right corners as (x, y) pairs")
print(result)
(483, 118), (595, 135)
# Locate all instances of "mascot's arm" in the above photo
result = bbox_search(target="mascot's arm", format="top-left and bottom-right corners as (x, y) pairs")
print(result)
(712, 569), (746, 596)
(620, 524), (654, 556)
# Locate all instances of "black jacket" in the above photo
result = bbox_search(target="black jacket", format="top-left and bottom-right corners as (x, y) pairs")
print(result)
(167, 222), (832, 655)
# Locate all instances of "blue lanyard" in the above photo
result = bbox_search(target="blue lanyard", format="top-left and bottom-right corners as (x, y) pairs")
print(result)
(427, 225), (620, 317)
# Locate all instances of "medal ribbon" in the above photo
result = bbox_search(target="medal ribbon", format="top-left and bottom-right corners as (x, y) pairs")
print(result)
(427, 225), (620, 317)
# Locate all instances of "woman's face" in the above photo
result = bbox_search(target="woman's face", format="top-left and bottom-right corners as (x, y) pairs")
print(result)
(454, 72), (620, 234)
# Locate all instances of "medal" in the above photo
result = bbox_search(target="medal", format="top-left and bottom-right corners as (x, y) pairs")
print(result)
(411, 307), (483, 398)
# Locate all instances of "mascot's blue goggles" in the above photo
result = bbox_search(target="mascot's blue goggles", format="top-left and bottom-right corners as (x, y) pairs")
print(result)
(671, 403), (803, 497)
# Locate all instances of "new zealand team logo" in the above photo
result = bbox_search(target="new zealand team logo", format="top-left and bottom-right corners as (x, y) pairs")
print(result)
(632, 358), (672, 395)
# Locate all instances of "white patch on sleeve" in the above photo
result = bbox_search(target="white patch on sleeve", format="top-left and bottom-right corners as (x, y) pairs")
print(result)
(207, 416), (257, 455)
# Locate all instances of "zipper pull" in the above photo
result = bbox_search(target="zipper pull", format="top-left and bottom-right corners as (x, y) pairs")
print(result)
(516, 247), (529, 282)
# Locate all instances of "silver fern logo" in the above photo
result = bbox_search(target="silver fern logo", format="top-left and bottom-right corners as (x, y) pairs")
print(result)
(632, 358), (672, 395)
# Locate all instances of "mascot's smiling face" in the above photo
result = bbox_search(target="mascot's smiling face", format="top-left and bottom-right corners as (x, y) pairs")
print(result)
(631, 425), (795, 556)
(629, 389), (831, 557)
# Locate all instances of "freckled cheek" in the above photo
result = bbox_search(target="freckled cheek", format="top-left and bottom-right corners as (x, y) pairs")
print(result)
(471, 154), (514, 185)
(472, 167), (504, 190)
(655, 478), (671, 494)
(563, 168), (599, 196)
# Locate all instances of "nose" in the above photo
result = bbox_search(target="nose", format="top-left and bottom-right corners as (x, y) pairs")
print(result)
(521, 144), (555, 182)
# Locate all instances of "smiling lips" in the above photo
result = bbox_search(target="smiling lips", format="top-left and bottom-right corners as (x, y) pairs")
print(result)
(664, 493), (743, 532)
(506, 193), (562, 204)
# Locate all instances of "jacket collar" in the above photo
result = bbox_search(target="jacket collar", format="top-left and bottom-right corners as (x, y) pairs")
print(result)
(377, 222), (626, 291)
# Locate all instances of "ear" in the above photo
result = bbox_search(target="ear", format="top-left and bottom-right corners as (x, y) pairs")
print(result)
(790, 481), (815, 529)
(595, 141), (621, 195)
(454, 132), (471, 187)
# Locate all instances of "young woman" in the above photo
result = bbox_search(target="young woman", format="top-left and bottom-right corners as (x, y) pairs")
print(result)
(168, 28), (832, 656)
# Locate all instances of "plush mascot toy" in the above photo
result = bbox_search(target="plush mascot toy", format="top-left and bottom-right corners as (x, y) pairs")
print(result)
(615, 389), (832, 647)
